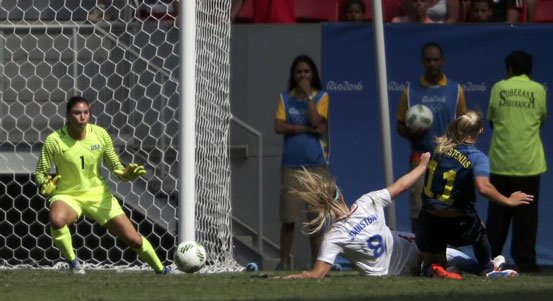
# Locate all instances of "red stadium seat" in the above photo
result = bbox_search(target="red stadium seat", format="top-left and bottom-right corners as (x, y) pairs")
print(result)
(532, 0), (553, 22)
(380, 0), (404, 22)
(295, 0), (340, 22)
(235, 0), (254, 23)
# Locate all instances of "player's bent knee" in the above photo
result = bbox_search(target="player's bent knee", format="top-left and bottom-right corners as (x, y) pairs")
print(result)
(49, 213), (69, 229)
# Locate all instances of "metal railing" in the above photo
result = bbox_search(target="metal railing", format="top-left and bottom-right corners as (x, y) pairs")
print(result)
(231, 116), (264, 254)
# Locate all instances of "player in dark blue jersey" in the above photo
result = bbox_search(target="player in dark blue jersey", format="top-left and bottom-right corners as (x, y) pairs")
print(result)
(416, 110), (533, 278)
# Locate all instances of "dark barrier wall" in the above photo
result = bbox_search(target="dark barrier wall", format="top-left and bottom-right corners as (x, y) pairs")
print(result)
(323, 23), (553, 264)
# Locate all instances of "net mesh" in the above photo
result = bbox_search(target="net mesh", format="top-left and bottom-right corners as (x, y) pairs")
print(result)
(0, 0), (240, 272)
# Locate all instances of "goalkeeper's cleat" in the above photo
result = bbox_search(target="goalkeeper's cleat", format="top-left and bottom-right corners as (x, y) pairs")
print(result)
(492, 255), (506, 271)
(156, 265), (176, 275)
(486, 269), (518, 278)
(431, 264), (463, 280)
(68, 259), (85, 275)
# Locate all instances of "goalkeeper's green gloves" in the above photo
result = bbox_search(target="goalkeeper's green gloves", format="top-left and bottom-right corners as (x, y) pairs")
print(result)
(114, 163), (147, 181)
(40, 175), (61, 197)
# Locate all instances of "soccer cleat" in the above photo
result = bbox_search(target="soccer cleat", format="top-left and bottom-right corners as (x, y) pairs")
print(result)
(331, 263), (342, 272)
(486, 269), (518, 278)
(68, 259), (85, 275)
(431, 264), (463, 280)
(156, 265), (177, 275)
(492, 255), (506, 271)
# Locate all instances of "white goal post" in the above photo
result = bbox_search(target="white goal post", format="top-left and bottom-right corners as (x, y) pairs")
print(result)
(0, 0), (240, 272)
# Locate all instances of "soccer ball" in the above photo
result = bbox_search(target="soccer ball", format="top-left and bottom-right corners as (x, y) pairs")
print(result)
(405, 104), (433, 132)
(174, 241), (207, 273)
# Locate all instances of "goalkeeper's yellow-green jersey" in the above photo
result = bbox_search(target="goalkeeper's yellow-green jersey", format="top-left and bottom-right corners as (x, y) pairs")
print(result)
(35, 124), (124, 196)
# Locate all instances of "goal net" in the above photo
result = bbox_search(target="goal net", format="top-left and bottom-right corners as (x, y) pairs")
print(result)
(0, 0), (240, 272)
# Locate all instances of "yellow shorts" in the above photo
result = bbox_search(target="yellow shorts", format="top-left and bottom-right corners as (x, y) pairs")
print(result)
(49, 192), (125, 226)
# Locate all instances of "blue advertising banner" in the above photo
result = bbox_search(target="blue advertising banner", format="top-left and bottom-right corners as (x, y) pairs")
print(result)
(322, 23), (553, 264)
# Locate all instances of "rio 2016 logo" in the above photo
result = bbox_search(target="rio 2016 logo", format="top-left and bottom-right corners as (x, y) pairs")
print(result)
(326, 81), (364, 92)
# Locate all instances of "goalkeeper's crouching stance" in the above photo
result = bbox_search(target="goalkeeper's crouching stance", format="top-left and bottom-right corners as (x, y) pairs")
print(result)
(34, 96), (171, 275)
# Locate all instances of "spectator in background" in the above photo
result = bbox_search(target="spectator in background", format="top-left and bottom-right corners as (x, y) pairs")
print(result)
(490, 0), (522, 23)
(525, 0), (537, 22)
(468, 0), (494, 22)
(274, 55), (330, 270)
(486, 51), (547, 273)
(231, 0), (295, 23)
(392, 0), (435, 23)
(341, 0), (368, 22)
(426, 0), (460, 23)
(396, 42), (467, 233)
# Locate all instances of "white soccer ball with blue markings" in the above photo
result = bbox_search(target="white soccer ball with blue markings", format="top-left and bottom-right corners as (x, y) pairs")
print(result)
(405, 104), (433, 132)
(174, 241), (206, 273)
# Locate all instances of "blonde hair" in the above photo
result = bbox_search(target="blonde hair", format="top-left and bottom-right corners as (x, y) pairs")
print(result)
(434, 110), (483, 155)
(291, 168), (350, 235)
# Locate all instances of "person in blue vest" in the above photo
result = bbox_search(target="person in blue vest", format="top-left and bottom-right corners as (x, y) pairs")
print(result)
(396, 42), (467, 233)
(274, 54), (330, 270)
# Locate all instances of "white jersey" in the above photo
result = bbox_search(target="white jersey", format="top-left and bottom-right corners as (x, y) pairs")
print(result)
(317, 189), (420, 276)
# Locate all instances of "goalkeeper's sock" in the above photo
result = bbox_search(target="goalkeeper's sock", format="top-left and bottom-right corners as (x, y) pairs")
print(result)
(50, 226), (76, 261)
(133, 236), (164, 273)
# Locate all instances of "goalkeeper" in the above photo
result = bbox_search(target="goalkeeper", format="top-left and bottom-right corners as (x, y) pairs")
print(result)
(34, 96), (170, 274)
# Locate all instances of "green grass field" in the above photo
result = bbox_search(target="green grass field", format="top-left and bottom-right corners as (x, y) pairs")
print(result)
(2, 269), (553, 301)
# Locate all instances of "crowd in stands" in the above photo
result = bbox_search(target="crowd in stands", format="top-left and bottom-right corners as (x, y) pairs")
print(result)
(231, 0), (553, 24)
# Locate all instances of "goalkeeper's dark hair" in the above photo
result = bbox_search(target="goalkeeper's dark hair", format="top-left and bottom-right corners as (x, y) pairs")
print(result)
(66, 96), (89, 114)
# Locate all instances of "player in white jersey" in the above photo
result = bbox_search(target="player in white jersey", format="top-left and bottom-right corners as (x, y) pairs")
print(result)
(316, 189), (420, 276)
(283, 152), (432, 279)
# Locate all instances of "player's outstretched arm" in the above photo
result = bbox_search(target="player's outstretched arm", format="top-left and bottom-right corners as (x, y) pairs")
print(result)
(282, 260), (331, 279)
(114, 163), (146, 181)
(475, 176), (534, 207)
(386, 152), (430, 199)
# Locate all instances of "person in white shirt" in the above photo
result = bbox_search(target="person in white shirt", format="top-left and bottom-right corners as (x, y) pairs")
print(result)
(283, 152), (431, 278)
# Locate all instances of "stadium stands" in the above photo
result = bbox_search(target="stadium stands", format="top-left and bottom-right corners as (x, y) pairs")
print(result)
(232, 0), (406, 23)
(353, 0), (404, 22)
(235, 0), (254, 23)
(295, 0), (340, 22)
(232, 0), (553, 24)
(532, 0), (553, 22)
(336, 0), (404, 22)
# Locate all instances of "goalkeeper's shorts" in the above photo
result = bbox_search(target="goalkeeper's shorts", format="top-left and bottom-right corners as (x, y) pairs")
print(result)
(49, 193), (125, 226)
